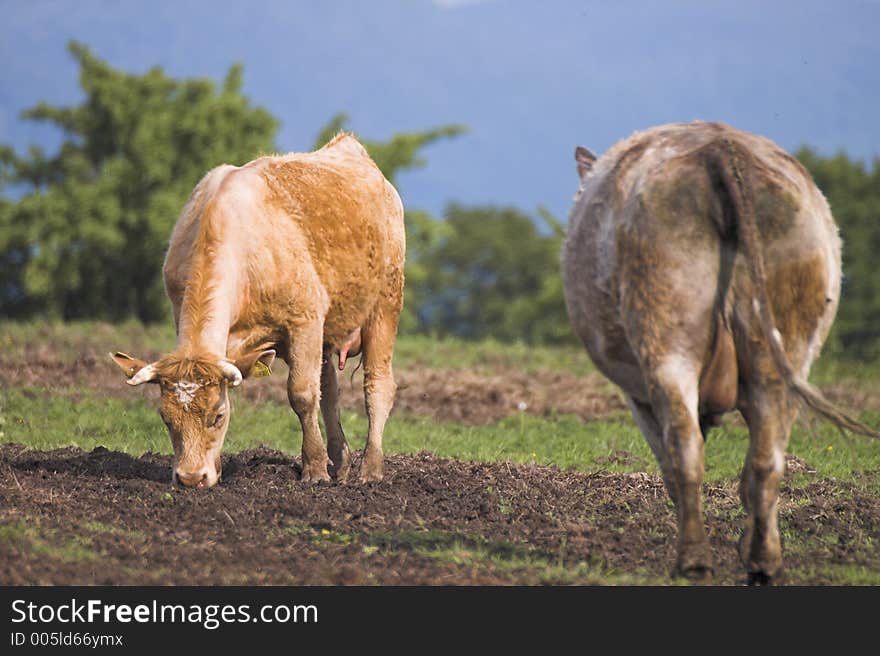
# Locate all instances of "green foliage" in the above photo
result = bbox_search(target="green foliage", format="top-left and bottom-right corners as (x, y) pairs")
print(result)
(0, 42), (278, 322)
(0, 51), (468, 329)
(4, 41), (878, 355)
(398, 209), (454, 334)
(796, 147), (880, 356)
(411, 204), (573, 343)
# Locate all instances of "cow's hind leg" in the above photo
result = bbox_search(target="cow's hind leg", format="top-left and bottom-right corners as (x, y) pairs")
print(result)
(627, 396), (679, 507)
(287, 322), (331, 483)
(645, 356), (712, 581)
(321, 349), (351, 482)
(739, 379), (798, 585)
(359, 306), (399, 483)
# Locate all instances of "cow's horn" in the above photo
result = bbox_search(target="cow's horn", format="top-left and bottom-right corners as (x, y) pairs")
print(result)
(127, 363), (159, 386)
(219, 361), (243, 387)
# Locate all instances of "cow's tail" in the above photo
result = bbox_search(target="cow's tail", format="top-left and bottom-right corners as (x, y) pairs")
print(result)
(707, 138), (880, 439)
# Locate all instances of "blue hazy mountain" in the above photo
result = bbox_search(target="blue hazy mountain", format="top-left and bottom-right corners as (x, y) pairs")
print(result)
(1, 0), (877, 220)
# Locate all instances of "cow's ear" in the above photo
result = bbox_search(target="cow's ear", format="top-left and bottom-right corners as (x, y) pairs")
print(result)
(575, 146), (596, 180)
(233, 349), (276, 380)
(110, 352), (159, 385)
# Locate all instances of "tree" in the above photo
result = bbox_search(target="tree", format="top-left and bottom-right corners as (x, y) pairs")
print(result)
(0, 41), (278, 322)
(0, 51), (467, 326)
(415, 203), (573, 344)
(796, 147), (880, 356)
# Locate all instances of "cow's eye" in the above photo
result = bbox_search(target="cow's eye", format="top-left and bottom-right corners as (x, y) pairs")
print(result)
(209, 411), (225, 428)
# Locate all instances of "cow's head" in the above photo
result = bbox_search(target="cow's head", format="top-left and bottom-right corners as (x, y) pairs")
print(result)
(110, 349), (275, 488)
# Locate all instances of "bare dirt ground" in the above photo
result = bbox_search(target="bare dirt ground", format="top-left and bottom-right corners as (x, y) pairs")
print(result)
(1, 444), (878, 585)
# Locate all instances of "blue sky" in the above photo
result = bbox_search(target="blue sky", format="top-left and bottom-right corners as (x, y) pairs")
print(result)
(1, 0), (878, 220)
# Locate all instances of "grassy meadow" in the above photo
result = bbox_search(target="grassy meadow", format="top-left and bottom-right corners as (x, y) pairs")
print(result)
(1, 321), (880, 585)
(2, 321), (879, 486)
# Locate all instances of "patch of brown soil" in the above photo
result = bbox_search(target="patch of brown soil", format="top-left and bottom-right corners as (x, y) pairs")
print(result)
(1, 444), (876, 585)
(1, 355), (627, 425)
(385, 368), (626, 424)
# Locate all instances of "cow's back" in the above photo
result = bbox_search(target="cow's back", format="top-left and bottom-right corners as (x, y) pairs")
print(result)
(163, 136), (404, 348)
(563, 121), (841, 394)
(253, 147), (403, 345)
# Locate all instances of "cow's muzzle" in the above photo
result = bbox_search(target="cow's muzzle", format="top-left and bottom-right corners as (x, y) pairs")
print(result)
(175, 466), (218, 489)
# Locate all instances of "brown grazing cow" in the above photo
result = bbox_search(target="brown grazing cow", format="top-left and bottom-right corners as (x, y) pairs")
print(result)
(111, 133), (405, 487)
(562, 121), (877, 584)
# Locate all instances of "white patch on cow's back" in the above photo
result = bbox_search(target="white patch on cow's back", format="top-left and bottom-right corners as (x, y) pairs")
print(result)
(174, 380), (202, 408)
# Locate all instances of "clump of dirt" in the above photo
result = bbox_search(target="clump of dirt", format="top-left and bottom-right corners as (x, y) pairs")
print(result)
(785, 454), (817, 475)
(1, 444), (877, 585)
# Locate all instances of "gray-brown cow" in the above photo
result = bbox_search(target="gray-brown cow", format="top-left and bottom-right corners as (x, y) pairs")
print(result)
(562, 121), (876, 584)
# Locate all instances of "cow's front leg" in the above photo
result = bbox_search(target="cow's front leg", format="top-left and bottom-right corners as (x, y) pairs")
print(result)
(321, 348), (351, 482)
(287, 323), (330, 483)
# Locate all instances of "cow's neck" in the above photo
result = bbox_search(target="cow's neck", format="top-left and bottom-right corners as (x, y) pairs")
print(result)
(176, 244), (240, 358)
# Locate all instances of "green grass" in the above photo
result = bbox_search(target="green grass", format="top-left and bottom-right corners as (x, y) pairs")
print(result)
(809, 346), (880, 387)
(366, 528), (666, 585)
(0, 388), (169, 454)
(83, 521), (148, 542)
(2, 385), (878, 485)
(785, 562), (880, 585)
(0, 521), (99, 563)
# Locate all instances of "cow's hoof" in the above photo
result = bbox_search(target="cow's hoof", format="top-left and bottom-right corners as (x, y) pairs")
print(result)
(739, 529), (784, 584)
(329, 449), (352, 483)
(300, 464), (331, 484)
(746, 569), (783, 586)
(359, 462), (384, 484)
(674, 544), (714, 583)
(359, 451), (384, 484)
(676, 564), (713, 583)
(747, 571), (771, 586)
(359, 469), (384, 484)
(746, 562), (783, 586)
